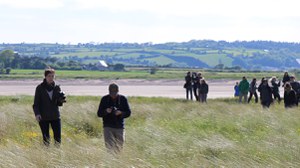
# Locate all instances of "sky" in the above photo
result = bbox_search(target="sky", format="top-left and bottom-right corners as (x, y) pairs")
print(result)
(0, 0), (300, 44)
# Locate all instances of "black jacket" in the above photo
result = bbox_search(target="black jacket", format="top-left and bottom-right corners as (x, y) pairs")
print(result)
(198, 83), (209, 94)
(97, 94), (131, 129)
(284, 90), (298, 108)
(33, 81), (62, 121)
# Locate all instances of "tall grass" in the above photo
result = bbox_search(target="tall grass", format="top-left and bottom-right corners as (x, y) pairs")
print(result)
(0, 96), (299, 167)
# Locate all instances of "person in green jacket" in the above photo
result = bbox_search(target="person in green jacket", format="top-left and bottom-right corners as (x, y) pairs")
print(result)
(238, 76), (250, 103)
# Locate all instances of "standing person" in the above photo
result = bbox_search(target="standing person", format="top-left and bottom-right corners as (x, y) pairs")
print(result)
(238, 76), (249, 103)
(282, 72), (290, 87)
(97, 83), (131, 154)
(248, 78), (258, 103)
(198, 78), (209, 103)
(271, 76), (281, 103)
(234, 82), (239, 97)
(283, 82), (298, 108)
(33, 68), (66, 146)
(192, 72), (199, 101)
(258, 79), (273, 108)
(184, 71), (193, 100)
(289, 76), (300, 102)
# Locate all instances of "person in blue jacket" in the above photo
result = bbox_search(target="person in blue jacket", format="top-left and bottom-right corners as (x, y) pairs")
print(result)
(97, 83), (131, 154)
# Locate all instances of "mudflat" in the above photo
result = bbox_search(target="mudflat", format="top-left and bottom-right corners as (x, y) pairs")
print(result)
(0, 79), (283, 99)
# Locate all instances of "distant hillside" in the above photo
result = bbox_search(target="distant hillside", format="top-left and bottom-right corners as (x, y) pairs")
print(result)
(1, 40), (300, 70)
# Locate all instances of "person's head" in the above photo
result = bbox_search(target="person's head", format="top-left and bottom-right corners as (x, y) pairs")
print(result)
(263, 78), (269, 85)
(109, 83), (119, 99)
(197, 72), (202, 77)
(271, 76), (276, 82)
(252, 78), (256, 82)
(200, 78), (206, 84)
(284, 72), (289, 76)
(44, 68), (55, 84)
(242, 76), (246, 81)
(290, 75), (295, 81)
(187, 71), (191, 76)
(236, 81), (239, 85)
(284, 82), (292, 92)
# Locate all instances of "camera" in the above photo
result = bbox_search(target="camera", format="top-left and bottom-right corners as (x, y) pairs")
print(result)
(110, 106), (118, 114)
(57, 91), (66, 106)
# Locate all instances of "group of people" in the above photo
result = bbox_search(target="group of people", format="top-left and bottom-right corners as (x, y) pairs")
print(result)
(184, 71), (209, 103)
(234, 72), (300, 108)
(33, 68), (131, 154)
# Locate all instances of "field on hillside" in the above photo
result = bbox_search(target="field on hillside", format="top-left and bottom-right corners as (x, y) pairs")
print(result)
(0, 68), (292, 80)
(0, 96), (299, 167)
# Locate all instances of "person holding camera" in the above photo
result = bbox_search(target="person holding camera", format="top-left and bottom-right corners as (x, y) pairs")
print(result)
(33, 68), (66, 146)
(97, 83), (131, 154)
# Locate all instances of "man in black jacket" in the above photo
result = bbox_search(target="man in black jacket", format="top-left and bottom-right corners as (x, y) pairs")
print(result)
(97, 83), (131, 153)
(33, 68), (66, 146)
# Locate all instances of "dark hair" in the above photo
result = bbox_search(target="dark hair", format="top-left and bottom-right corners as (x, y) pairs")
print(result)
(44, 68), (55, 77)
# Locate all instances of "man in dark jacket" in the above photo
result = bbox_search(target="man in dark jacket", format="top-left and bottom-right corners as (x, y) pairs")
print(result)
(33, 68), (66, 146)
(248, 78), (258, 103)
(184, 71), (193, 100)
(271, 77), (281, 103)
(284, 82), (298, 108)
(290, 76), (300, 102)
(258, 79), (273, 108)
(97, 83), (131, 153)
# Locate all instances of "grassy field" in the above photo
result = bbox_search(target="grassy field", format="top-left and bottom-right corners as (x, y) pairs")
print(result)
(0, 96), (299, 167)
(0, 68), (294, 80)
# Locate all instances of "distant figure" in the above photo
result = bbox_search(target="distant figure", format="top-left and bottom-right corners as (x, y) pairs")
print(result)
(192, 72), (199, 101)
(33, 68), (66, 146)
(289, 76), (300, 102)
(271, 76), (281, 103)
(258, 78), (273, 108)
(234, 82), (239, 97)
(97, 83), (131, 154)
(238, 76), (249, 103)
(198, 78), (209, 103)
(248, 78), (258, 103)
(184, 71), (193, 100)
(284, 82), (298, 108)
(282, 72), (290, 87)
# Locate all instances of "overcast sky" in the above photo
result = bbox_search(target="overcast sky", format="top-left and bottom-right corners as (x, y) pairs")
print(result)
(0, 0), (299, 44)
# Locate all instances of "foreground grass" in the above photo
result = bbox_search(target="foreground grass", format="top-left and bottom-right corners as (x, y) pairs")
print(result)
(0, 96), (299, 167)
(0, 68), (292, 80)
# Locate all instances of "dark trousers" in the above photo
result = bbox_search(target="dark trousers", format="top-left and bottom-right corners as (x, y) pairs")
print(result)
(248, 92), (258, 103)
(273, 92), (281, 102)
(193, 85), (198, 101)
(186, 87), (193, 100)
(39, 119), (61, 146)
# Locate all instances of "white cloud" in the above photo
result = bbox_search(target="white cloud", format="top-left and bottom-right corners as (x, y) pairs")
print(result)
(0, 0), (64, 9)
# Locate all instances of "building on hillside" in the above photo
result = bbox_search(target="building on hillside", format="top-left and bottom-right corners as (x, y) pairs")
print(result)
(96, 60), (109, 71)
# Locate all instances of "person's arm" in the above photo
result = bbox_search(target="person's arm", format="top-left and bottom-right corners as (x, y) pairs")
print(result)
(32, 85), (42, 121)
(97, 97), (110, 117)
(118, 96), (131, 118)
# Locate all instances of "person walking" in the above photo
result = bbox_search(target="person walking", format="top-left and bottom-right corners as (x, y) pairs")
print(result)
(248, 78), (258, 103)
(283, 82), (298, 108)
(184, 71), (193, 100)
(282, 72), (290, 87)
(97, 83), (131, 154)
(271, 77), (281, 103)
(192, 72), (199, 101)
(238, 76), (249, 103)
(33, 68), (66, 146)
(234, 82), (239, 97)
(198, 78), (209, 103)
(258, 79), (273, 108)
(289, 76), (300, 103)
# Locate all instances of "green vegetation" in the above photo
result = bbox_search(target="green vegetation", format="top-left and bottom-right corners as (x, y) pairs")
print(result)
(0, 96), (299, 167)
(0, 68), (298, 80)
(1, 40), (300, 70)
